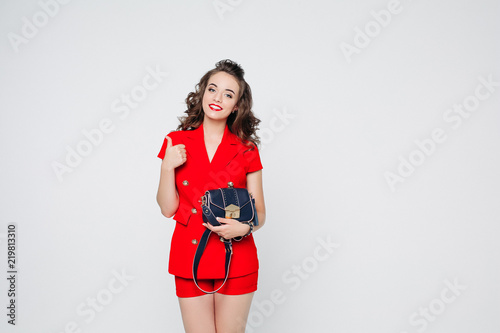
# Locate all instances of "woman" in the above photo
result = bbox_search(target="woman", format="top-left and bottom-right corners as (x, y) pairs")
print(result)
(156, 59), (266, 332)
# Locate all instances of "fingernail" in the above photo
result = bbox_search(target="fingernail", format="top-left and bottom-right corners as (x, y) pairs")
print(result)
(216, 217), (220, 221)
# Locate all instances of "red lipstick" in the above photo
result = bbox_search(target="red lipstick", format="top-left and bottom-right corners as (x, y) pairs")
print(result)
(209, 104), (222, 111)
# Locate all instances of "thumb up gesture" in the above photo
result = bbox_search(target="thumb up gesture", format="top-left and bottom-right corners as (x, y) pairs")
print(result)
(161, 135), (187, 171)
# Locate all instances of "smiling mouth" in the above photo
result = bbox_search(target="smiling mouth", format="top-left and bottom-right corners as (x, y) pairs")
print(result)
(209, 104), (223, 111)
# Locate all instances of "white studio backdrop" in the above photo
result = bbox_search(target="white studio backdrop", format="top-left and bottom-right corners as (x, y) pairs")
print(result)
(1, 0), (499, 332)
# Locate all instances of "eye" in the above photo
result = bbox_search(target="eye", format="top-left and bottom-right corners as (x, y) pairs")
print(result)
(225, 93), (233, 99)
(208, 88), (216, 93)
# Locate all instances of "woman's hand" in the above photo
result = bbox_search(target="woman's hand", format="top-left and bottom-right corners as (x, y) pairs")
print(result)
(203, 217), (251, 239)
(161, 135), (187, 171)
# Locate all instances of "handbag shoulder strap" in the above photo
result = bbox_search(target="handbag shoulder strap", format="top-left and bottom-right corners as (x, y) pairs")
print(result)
(192, 229), (232, 294)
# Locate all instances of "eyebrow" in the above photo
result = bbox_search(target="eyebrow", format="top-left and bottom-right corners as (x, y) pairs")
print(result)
(208, 83), (235, 95)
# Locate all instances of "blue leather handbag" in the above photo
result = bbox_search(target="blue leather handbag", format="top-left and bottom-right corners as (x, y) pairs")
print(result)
(192, 182), (258, 293)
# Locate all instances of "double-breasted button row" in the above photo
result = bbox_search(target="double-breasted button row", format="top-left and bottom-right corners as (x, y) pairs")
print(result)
(182, 179), (198, 245)
(181, 180), (199, 213)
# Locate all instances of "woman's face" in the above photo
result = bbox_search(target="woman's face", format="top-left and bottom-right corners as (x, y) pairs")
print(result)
(202, 71), (240, 122)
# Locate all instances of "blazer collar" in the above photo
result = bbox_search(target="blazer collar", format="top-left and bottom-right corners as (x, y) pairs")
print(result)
(184, 123), (244, 169)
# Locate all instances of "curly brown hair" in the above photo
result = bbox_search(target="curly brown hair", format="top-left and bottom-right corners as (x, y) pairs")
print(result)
(176, 59), (261, 148)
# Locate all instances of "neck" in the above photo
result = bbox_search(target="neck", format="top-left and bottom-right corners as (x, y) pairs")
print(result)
(202, 117), (226, 137)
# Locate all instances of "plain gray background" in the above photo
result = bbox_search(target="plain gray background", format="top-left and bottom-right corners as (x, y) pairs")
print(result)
(1, 0), (499, 332)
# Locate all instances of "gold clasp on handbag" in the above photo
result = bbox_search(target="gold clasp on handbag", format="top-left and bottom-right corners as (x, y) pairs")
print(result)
(225, 204), (240, 219)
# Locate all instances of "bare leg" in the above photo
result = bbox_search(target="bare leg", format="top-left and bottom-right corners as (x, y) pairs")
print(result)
(214, 292), (254, 333)
(178, 294), (216, 333)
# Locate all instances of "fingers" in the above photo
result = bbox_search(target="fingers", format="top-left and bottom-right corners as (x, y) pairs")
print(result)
(177, 145), (187, 164)
(203, 218), (232, 233)
(165, 138), (187, 165)
(165, 135), (172, 148)
(177, 145), (186, 155)
(203, 223), (220, 233)
(165, 136), (186, 154)
(203, 219), (247, 240)
(172, 144), (185, 155)
(216, 217), (235, 224)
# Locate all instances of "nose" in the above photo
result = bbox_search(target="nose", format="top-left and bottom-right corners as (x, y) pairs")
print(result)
(213, 91), (222, 103)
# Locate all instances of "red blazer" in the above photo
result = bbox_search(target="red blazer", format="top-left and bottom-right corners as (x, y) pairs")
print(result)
(157, 123), (263, 279)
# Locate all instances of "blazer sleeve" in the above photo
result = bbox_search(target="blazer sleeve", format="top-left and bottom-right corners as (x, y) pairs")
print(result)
(244, 144), (263, 173)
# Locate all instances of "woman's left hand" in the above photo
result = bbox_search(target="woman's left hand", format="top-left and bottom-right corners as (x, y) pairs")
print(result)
(203, 217), (251, 239)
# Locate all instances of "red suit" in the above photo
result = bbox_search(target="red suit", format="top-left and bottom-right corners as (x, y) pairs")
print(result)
(157, 123), (262, 279)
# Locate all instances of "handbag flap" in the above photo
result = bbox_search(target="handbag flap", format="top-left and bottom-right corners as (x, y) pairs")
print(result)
(204, 188), (256, 223)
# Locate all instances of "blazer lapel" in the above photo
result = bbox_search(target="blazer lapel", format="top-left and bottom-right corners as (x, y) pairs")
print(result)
(184, 125), (208, 166)
(184, 123), (245, 173)
(209, 124), (244, 171)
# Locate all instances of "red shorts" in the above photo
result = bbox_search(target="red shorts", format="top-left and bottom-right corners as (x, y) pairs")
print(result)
(175, 271), (258, 298)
